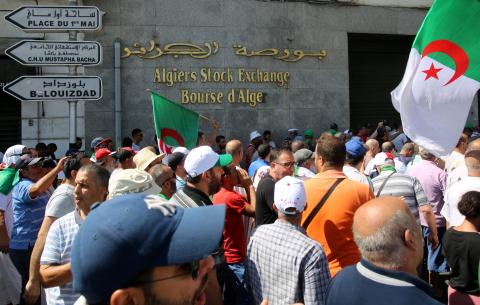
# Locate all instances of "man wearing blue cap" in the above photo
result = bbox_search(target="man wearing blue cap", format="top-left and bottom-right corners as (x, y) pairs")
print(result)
(70, 194), (226, 305)
(343, 139), (373, 189)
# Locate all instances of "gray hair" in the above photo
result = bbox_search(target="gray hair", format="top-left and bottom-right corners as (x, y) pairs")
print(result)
(78, 164), (110, 189)
(418, 146), (435, 160)
(353, 209), (418, 269)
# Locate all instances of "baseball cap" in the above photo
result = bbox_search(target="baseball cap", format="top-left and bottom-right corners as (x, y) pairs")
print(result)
(304, 129), (313, 137)
(71, 194), (226, 304)
(15, 155), (44, 170)
(274, 176), (306, 215)
(294, 148), (313, 164)
(3, 145), (27, 166)
(249, 131), (262, 141)
(184, 146), (232, 178)
(172, 146), (190, 155)
(90, 137), (112, 149)
(288, 128), (299, 133)
(346, 139), (367, 159)
(373, 152), (394, 166)
(95, 148), (113, 162)
(108, 169), (162, 199)
(133, 148), (165, 171)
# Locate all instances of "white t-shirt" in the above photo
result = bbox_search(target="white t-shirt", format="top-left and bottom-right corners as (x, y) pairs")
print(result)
(253, 165), (271, 190)
(45, 184), (75, 219)
(343, 166), (373, 190)
(0, 192), (13, 237)
(446, 164), (468, 191)
(131, 143), (141, 151)
(444, 150), (465, 173)
(441, 176), (480, 227)
(295, 166), (315, 180)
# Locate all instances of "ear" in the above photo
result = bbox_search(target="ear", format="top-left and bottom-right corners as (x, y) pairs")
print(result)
(110, 288), (145, 305)
(71, 170), (78, 180)
(403, 229), (416, 250)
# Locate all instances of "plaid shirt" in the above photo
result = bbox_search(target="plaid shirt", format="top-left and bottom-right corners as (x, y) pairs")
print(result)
(246, 220), (330, 305)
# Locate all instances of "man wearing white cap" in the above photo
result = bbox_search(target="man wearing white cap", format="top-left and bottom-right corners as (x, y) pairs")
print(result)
(246, 176), (330, 305)
(246, 131), (263, 169)
(169, 145), (232, 208)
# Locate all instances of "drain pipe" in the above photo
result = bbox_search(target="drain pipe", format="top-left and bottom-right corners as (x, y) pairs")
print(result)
(114, 38), (122, 147)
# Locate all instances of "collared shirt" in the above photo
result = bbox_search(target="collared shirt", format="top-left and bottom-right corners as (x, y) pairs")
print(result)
(41, 210), (83, 305)
(10, 178), (52, 250)
(169, 184), (213, 208)
(343, 165), (373, 190)
(408, 160), (446, 227)
(326, 259), (443, 305)
(372, 169), (428, 224)
(441, 176), (480, 227)
(246, 219), (330, 305)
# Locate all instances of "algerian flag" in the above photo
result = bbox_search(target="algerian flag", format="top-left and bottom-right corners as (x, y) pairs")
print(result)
(391, 0), (480, 156)
(151, 92), (199, 154)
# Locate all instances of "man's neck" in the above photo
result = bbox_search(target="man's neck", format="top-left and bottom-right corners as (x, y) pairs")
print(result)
(133, 140), (140, 145)
(367, 259), (417, 277)
(186, 182), (209, 197)
(319, 166), (342, 173)
(64, 178), (75, 186)
(345, 163), (361, 171)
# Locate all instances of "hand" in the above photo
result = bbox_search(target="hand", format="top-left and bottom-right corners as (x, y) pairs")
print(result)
(24, 279), (41, 305)
(211, 119), (220, 130)
(428, 233), (439, 250)
(55, 157), (68, 172)
(236, 168), (251, 187)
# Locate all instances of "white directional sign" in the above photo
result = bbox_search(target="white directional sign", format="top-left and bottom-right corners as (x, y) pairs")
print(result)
(5, 40), (102, 66)
(5, 6), (102, 31)
(3, 76), (102, 101)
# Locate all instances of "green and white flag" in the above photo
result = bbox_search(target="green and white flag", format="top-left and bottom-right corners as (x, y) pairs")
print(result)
(151, 92), (199, 154)
(391, 0), (480, 156)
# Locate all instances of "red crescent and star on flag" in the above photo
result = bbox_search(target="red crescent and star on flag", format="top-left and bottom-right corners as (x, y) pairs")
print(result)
(420, 39), (469, 86)
(158, 128), (185, 154)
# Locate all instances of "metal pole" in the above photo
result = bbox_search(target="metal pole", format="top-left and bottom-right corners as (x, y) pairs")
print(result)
(114, 39), (122, 148)
(68, 0), (78, 145)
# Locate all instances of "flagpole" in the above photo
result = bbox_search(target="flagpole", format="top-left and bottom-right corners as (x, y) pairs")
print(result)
(146, 88), (212, 122)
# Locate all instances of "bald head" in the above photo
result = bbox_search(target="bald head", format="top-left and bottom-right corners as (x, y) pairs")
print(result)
(226, 139), (243, 166)
(465, 139), (480, 176)
(400, 143), (414, 156)
(353, 196), (421, 271)
(365, 139), (379, 155)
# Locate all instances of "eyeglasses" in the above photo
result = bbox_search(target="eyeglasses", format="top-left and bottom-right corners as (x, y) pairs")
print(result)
(275, 161), (295, 168)
(131, 260), (200, 286)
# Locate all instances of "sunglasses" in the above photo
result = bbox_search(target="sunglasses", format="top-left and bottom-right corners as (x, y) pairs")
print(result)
(131, 260), (200, 285)
(275, 161), (295, 168)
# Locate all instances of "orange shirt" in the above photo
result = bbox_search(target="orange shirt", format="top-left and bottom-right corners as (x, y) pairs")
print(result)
(302, 170), (374, 277)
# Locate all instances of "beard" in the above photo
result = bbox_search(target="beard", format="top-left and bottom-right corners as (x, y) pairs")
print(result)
(142, 274), (208, 305)
(208, 176), (222, 195)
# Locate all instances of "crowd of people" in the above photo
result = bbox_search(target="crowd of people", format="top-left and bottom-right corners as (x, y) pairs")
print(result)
(0, 121), (479, 305)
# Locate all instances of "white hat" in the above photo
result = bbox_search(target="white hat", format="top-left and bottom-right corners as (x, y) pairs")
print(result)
(288, 128), (299, 132)
(184, 146), (232, 178)
(373, 152), (394, 166)
(172, 147), (190, 155)
(108, 169), (162, 199)
(133, 148), (166, 171)
(274, 176), (306, 215)
(249, 131), (262, 142)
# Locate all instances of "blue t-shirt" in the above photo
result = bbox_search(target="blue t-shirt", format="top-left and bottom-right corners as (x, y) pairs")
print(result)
(248, 159), (269, 178)
(10, 178), (51, 250)
(325, 259), (443, 305)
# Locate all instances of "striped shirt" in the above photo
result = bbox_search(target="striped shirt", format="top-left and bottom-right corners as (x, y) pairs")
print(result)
(372, 169), (428, 223)
(246, 220), (330, 305)
(10, 179), (52, 250)
(41, 211), (82, 305)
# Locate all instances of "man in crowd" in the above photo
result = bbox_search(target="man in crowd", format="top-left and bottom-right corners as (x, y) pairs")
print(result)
(444, 132), (468, 173)
(293, 148), (316, 180)
(24, 156), (82, 304)
(131, 128), (143, 151)
(391, 124), (409, 152)
(372, 153), (439, 249)
(248, 144), (271, 178)
(226, 140), (243, 168)
(111, 147), (136, 177)
(343, 138), (372, 188)
(302, 135), (373, 277)
(247, 176), (330, 305)
(10, 155), (65, 305)
(381, 141), (396, 155)
(95, 148), (116, 173)
(90, 137), (112, 154)
(150, 164), (177, 200)
(168, 151), (188, 191)
(262, 130), (276, 148)
(363, 139), (379, 175)
(291, 140), (305, 153)
(215, 135), (227, 154)
(170, 146), (232, 208)
(394, 142), (414, 174)
(39, 165), (109, 305)
(325, 196), (443, 305)
(108, 169), (161, 200)
(70, 194), (226, 305)
(408, 147), (448, 295)
(246, 131), (263, 168)
(255, 148), (295, 227)
(213, 164), (255, 305)
(441, 139), (480, 227)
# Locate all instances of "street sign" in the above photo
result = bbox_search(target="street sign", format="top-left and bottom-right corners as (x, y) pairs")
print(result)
(5, 40), (102, 66)
(5, 6), (102, 31)
(3, 76), (102, 101)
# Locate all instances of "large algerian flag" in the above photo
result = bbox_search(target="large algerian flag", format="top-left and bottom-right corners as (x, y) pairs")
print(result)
(391, 0), (480, 156)
(151, 91), (199, 154)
